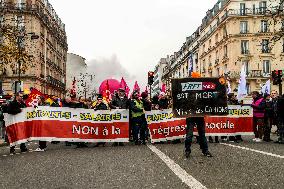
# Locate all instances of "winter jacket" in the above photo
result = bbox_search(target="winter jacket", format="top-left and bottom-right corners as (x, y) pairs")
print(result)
(110, 95), (129, 109)
(7, 100), (26, 115)
(141, 98), (152, 111)
(264, 100), (274, 118)
(94, 102), (108, 110)
(252, 97), (265, 118)
(130, 99), (144, 117)
(158, 98), (169, 109)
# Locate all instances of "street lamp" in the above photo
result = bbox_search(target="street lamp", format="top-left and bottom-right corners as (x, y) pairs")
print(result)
(14, 30), (39, 94)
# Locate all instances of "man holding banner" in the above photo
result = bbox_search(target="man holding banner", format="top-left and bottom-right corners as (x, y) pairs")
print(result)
(7, 93), (28, 154)
(185, 117), (212, 158)
(171, 77), (228, 158)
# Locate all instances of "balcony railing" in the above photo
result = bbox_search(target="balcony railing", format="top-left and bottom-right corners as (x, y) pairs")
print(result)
(262, 48), (271, 53)
(241, 50), (250, 55)
(46, 75), (65, 89)
(228, 70), (270, 79)
(200, 6), (279, 43)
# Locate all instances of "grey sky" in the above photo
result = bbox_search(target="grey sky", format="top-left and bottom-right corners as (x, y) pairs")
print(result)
(49, 0), (216, 89)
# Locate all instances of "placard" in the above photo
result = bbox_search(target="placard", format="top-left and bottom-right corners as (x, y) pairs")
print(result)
(172, 77), (228, 118)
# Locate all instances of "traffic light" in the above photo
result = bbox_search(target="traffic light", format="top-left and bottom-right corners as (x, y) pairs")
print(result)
(148, 71), (154, 85)
(272, 70), (283, 85)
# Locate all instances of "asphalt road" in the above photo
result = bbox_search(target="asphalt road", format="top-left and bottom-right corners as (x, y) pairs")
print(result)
(0, 133), (283, 189)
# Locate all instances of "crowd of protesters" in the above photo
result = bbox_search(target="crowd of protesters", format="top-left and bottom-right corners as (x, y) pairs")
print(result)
(0, 88), (283, 155)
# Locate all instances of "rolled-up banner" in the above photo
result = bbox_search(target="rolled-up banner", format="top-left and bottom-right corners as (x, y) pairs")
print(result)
(4, 107), (129, 146)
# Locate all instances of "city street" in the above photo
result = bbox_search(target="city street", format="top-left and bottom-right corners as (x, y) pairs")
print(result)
(0, 132), (283, 189)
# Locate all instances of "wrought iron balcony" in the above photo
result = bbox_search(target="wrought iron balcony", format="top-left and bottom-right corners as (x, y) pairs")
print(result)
(241, 50), (250, 55)
(46, 75), (65, 89)
(228, 70), (270, 79)
(261, 48), (271, 53)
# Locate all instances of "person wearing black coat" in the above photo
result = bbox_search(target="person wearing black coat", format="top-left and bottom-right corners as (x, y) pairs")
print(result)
(94, 94), (108, 147)
(141, 92), (152, 111)
(110, 88), (130, 110)
(110, 89), (129, 146)
(7, 93), (28, 154)
(158, 92), (169, 110)
(263, 94), (274, 142)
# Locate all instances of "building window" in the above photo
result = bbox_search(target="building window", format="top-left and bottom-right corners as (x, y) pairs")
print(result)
(240, 21), (248, 33)
(282, 39), (284, 52)
(17, 0), (26, 9)
(217, 68), (220, 77)
(224, 45), (228, 57)
(263, 60), (270, 74)
(15, 15), (25, 31)
(246, 83), (250, 94)
(240, 3), (246, 15)
(223, 26), (227, 37)
(241, 40), (249, 54)
(259, 1), (267, 14)
(216, 50), (219, 60)
(253, 4), (256, 14)
(0, 15), (3, 26)
(243, 61), (249, 75)
(262, 39), (269, 53)
(215, 34), (219, 44)
(260, 20), (268, 32)
(224, 64), (228, 74)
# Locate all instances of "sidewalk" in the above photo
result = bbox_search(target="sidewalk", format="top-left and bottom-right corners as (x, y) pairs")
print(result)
(0, 139), (8, 147)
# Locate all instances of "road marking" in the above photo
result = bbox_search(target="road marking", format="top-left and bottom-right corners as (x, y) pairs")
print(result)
(220, 143), (284, 159)
(147, 144), (207, 189)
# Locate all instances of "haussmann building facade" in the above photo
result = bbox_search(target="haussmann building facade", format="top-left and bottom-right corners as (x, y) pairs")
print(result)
(160, 0), (284, 96)
(0, 0), (68, 97)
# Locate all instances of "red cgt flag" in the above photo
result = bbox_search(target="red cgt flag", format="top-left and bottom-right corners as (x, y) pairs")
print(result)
(25, 88), (45, 107)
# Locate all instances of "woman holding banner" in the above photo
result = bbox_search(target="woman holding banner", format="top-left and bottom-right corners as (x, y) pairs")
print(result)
(251, 91), (266, 142)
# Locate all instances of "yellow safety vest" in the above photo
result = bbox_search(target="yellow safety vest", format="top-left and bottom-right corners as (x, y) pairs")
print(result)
(132, 99), (144, 118)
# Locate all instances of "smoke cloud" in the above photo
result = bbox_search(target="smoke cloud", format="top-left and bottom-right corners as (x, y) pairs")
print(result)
(86, 54), (136, 91)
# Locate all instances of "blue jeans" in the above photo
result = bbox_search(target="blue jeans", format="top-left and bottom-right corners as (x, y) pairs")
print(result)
(185, 117), (208, 153)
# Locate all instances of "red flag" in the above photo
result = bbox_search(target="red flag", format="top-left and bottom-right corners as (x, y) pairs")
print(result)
(120, 77), (130, 97)
(25, 88), (45, 107)
(133, 81), (140, 94)
(103, 80), (111, 102)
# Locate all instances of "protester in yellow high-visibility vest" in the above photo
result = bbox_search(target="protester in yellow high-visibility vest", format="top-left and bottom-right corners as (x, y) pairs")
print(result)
(130, 90), (146, 145)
